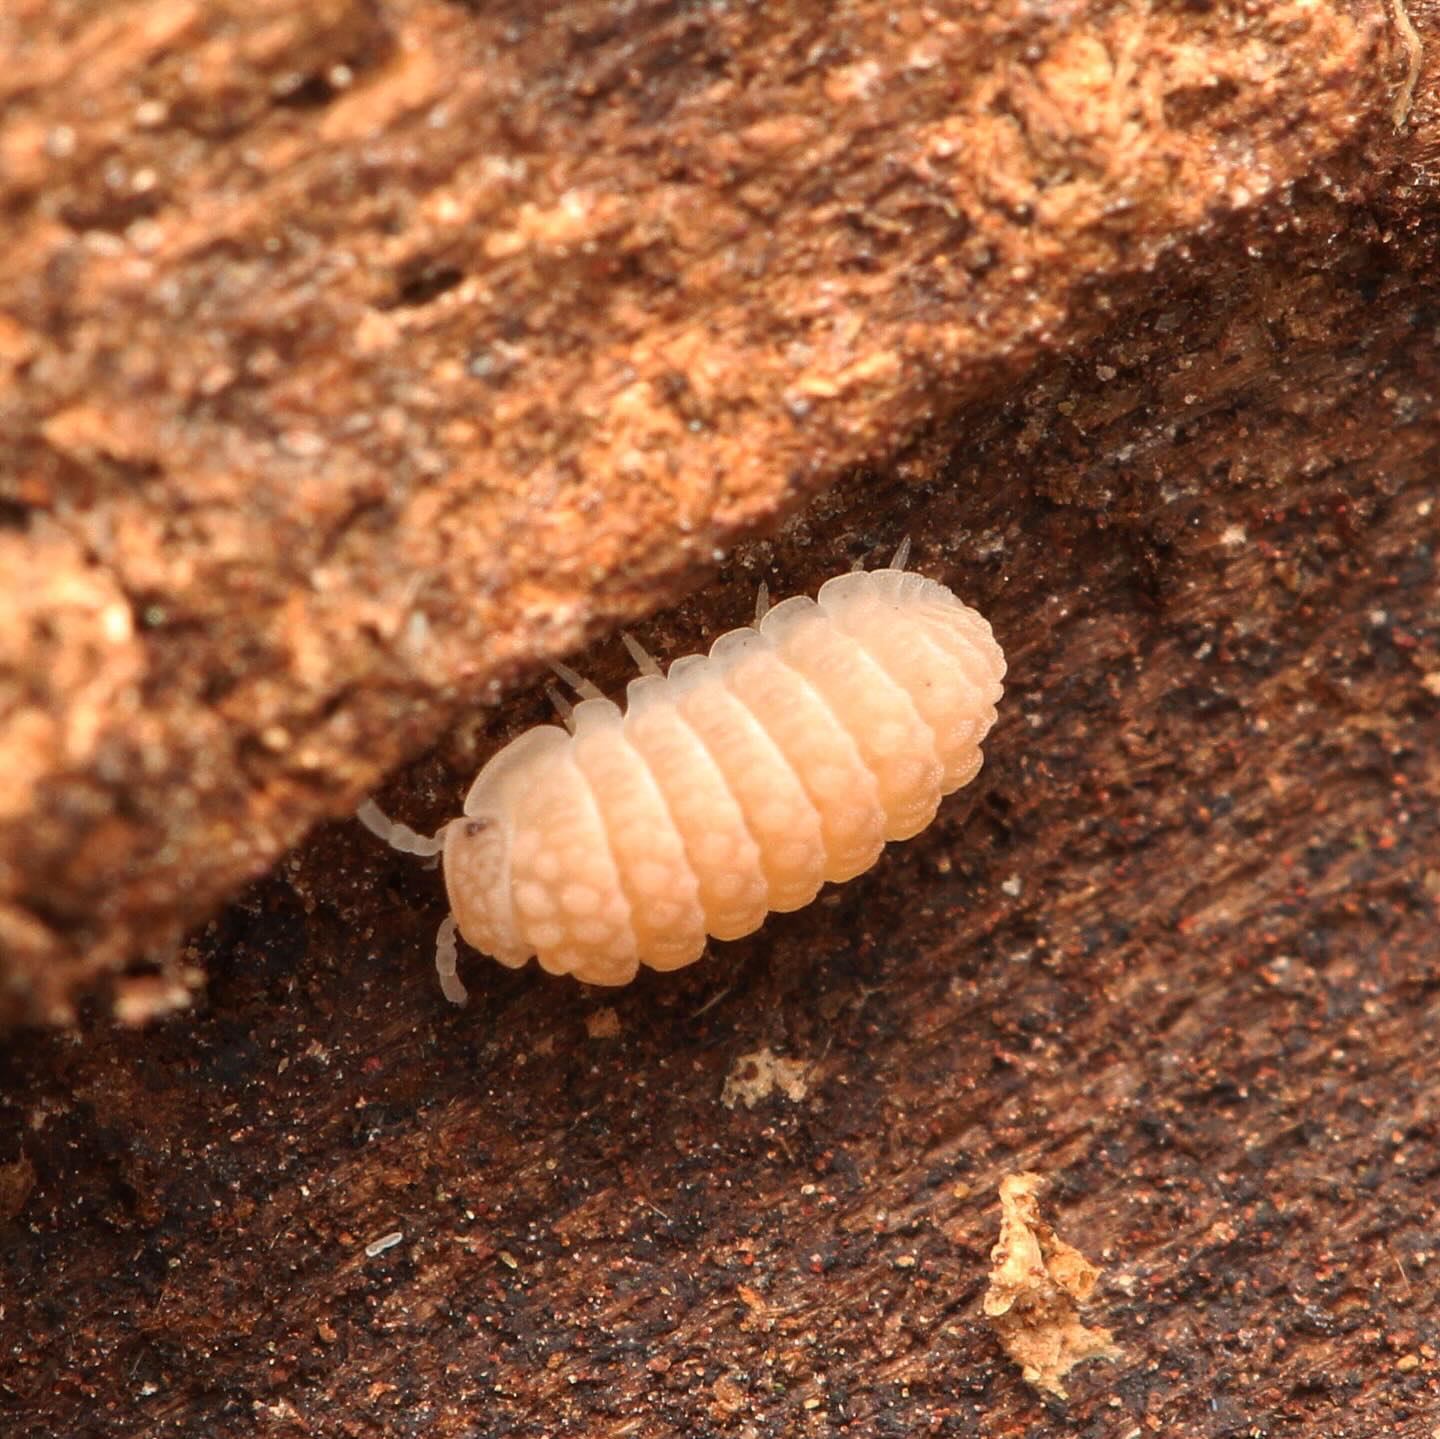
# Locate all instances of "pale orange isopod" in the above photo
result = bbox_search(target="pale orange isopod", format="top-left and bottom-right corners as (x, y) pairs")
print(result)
(360, 544), (1005, 1003)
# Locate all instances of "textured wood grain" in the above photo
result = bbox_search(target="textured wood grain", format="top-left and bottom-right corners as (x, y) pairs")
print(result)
(1, 3), (1438, 1434)
(3, 198), (1438, 1432)
(0, 0), (1421, 1022)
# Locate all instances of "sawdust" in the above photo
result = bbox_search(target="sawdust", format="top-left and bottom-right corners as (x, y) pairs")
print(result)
(721, 1048), (811, 1110)
(984, 1171), (1119, 1399)
(584, 1007), (621, 1040)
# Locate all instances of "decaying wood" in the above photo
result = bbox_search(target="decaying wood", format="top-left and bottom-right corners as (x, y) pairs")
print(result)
(4, 196), (1439, 1434)
(1, 1), (1438, 1436)
(0, 0), (1427, 1023)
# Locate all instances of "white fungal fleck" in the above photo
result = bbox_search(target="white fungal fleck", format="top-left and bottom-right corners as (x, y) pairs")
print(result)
(364, 1230), (404, 1257)
(362, 548), (1006, 1001)
(722, 1048), (812, 1109)
(279, 429), (325, 458)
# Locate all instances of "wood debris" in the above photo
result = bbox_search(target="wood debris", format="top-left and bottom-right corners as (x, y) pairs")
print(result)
(984, 1171), (1119, 1398)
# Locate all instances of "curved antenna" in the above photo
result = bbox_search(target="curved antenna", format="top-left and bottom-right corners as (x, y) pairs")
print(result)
(621, 632), (663, 677)
(356, 799), (448, 857)
(434, 914), (467, 1006)
(754, 581), (770, 625)
(888, 536), (911, 571)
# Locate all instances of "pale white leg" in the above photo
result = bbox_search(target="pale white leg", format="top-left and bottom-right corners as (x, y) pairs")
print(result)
(753, 581), (770, 624)
(853, 537), (910, 572)
(549, 659), (605, 700)
(621, 632), (663, 676)
(545, 682), (577, 734)
(356, 799), (448, 857)
(434, 914), (468, 1006)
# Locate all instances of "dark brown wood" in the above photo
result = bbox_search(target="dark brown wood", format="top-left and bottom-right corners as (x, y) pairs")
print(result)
(4, 200), (1440, 1435)
(2, 2), (1438, 1435)
(0, 0), (1419, 1023)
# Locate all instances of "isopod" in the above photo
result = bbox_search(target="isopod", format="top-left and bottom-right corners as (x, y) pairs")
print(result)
(360, 544), (1005, 1003)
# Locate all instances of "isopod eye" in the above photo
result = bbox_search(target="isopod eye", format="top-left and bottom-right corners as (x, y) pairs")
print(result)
(463, 819), (490, 838)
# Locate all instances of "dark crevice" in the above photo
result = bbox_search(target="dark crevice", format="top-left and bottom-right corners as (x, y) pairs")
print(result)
(0, 498), (33, 530)
(385, 263), (464, 310)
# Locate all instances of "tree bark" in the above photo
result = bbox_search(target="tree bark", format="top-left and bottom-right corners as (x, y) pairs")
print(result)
(1, 1), (1438, 1434)
(0, 0), (1425, 1023)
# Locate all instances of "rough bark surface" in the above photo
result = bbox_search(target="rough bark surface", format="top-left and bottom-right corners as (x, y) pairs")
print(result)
(0, 0), (1426, 1023)
(2, 1), (1439, 1436)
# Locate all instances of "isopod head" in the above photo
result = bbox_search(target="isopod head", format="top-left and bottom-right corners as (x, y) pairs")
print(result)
(442, 726), (567, 968)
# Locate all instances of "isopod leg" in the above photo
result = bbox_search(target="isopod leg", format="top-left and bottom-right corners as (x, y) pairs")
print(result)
(545, 682), (577, 733)
(621, 632), (663, 677)
(550, 659), (606, 701)
(850, 536), (909, 573)
(435, 914), (468, 1006)
(356, 799), (448, 858)
(754, 581), (770, 624)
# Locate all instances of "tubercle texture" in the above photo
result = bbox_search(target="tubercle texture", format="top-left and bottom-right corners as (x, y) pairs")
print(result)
(449, 568), (1006, 984)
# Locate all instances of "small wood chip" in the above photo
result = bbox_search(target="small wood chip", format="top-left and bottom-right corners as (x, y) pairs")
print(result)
(984, 1172), (1119, 1398)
